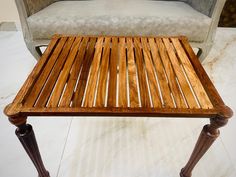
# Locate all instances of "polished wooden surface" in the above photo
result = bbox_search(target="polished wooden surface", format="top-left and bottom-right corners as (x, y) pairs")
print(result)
(4, 35), (232, 119)
(4, 35), (233, 177)
(16, 123), (50, 177)
(180, 117), (229, 177)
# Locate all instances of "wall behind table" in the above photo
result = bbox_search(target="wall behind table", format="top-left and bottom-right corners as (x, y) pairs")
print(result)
(0, 0), (19, 22)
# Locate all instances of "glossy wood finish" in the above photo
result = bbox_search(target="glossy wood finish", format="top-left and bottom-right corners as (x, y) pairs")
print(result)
(16, 123), (50, 177)
(5, 35), (232, 119)
(4, 35), (233, 177)
(180, 117), (229, 177)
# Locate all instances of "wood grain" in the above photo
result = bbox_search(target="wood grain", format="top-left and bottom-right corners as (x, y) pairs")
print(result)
(180, 38), (225, 108)
(6, 35), (230, 120)
(59, 37), (89, 107)
(48, 37), (82, 107)
(118, 37), (127, 107)
(83, 37), (104, 107)
(148, 38), (174, 108)
(35, 37), (76, 107)
(171, 38), (213, 109)
(24, 37), (68, 107)
(6, 34), (233, 177)
(133, 38), (151, 107)
(163, 38), (198, 109)
(127, 38), (139, 107)
(72, 37), (97, 107)
(19, 107), (218, 118)
(107, 37), (118, 107)
(96, 37), (111, 107)
(141, 37), (162, 108)
(14, 35), (60, 105)
(156, 38), (187, 108)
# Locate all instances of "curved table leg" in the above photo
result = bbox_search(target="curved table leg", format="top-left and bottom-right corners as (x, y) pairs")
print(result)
(15, 120), (50, 177)
(180, 116), (228, 177)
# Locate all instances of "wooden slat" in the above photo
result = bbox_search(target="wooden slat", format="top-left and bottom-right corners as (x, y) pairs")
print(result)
(163, 38), (198, 108)
(171, 38), (213, 109)
(118, 38), (127, 107)
(148, 38), (174, 108)
(35, 37), (76, 107)
(59, 37), (89, 107)
(48, 37), (83, 107)
(96, 37), (111, 107)
(14, 36), (60, 105)
(83, 37), (104, 107)
(127, 38), (139, 108)
(9, 35), (225, 120)
(133, 38), (151, 107)
(141, 37), (162, 108)
(72, 37), (97, 107)
(180, 37), (224, 107)
(155, 38), (187, 108)
(107, 37), (118, 107)
(24, 37), (68, 107)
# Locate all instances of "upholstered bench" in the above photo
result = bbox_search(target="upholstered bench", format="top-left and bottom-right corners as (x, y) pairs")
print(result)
(15, 0), (226, 60)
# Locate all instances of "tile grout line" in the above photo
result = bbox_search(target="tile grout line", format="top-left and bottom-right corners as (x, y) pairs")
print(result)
(56, 117), (73, 177)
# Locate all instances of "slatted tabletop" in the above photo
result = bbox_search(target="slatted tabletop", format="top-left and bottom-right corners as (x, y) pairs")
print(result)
(5, 35), (229, 118)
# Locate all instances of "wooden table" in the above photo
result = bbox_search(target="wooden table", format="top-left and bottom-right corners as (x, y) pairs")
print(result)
(4, 35), (233, 177)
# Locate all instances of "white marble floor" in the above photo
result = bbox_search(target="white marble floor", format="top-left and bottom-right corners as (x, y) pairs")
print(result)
(0, 28), (235, 177)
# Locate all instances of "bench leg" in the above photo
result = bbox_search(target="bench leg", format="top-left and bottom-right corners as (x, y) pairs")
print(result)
(180, 117), (228, 177)
(16, 123), (50, 177)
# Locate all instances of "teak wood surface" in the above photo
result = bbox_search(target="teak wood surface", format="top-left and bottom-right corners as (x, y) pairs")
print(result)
(4, 35), (233, 124)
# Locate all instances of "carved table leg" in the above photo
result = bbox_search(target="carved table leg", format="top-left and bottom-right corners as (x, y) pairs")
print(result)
(16, 123), (50, 177)
(180, 116), (228, 177)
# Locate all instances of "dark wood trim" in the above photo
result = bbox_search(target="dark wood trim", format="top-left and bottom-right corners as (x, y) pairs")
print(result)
(16, 123), (50, 177)
(180, 116), (228, 177)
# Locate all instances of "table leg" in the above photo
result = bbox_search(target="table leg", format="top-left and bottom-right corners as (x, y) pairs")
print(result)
(180, 116), (228, 177)
(15, 123), (50, 177)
